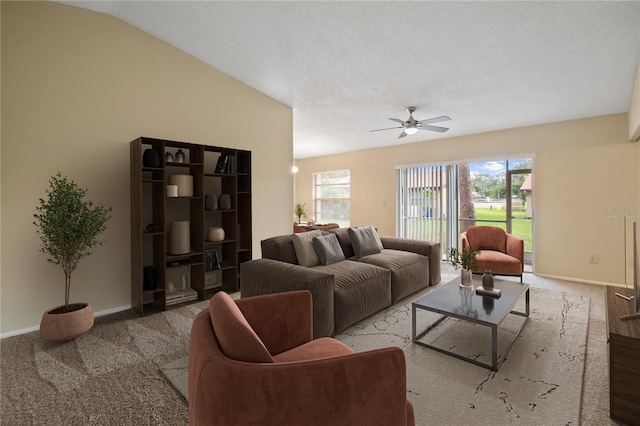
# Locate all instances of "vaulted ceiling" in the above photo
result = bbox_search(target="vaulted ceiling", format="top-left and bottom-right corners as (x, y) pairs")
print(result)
(62, 1), (640, 158)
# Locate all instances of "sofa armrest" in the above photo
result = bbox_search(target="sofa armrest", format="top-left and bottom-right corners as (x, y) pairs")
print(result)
(191, 316), (411, 426)
(240, 259), (336, 337)
(506, 233), (525, 272)
(380, 237), (441, 285)
(236, 291), (313, 356)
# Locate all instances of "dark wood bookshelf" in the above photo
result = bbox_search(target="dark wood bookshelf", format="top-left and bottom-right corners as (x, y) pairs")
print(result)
(131, 137), (252, 316)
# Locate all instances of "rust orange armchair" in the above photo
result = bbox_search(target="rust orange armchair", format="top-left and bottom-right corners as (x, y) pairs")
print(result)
(461, 225), (524, 282)
(189, 290), (414, 426)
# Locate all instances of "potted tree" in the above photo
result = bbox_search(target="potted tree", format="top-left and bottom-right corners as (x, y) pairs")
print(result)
(449, 246), (481, 288)
(294, 202), (308, 224)
(33, 172), (112, 341)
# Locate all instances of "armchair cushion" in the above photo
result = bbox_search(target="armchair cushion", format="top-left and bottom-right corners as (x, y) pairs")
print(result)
(273, 337), (354, 363)
(209, 292), (274, 363)
(465, 226), (506, 252)
(475, 251), (523, 275)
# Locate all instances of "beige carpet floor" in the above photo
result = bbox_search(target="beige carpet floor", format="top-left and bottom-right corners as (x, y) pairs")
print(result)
(0, 264), (619, 425)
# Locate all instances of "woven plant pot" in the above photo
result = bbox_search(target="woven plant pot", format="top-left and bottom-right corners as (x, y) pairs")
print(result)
(40, 302), (93, 342)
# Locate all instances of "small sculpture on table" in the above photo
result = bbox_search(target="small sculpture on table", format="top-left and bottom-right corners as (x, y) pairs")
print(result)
(476, 270), (502, 297)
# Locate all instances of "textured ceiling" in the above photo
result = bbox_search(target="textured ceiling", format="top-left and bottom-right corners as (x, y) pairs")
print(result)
(62, 1), (640, 159)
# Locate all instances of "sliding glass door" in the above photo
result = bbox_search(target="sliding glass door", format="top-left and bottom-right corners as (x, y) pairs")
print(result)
(396, 158), (533, 264)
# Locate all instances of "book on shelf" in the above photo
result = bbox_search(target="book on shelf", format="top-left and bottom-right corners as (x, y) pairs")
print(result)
(213, 154), (237, 174)
(214, 155), (228, 174)
(166, 288), (198, 306)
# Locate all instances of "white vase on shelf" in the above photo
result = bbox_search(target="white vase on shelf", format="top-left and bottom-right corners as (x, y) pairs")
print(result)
(208, 227), (225, 242)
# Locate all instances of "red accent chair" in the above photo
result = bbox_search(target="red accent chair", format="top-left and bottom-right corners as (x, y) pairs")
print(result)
(461, 225), (524, 282)
(189, 290), (415, 426)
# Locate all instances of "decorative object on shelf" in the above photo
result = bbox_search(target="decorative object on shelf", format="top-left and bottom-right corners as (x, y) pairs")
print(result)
(167, 185), (178, 198)
(169, 221), (190, 255)
(167, 281), (176, 294)
(181, 274), (187, 291)
(219, 194), (231, 210)
(143, 266), (157, 290)
(205, 194), (218, 211)
(34, 172), (112, 341)
(143, 148), (160, 167)
(482, 270), (494, 289)
(449, 246), (480, 290)
(175, 149), (185, 163)
(294, 202), (308, 224)
(146, 223), (159, 233)
(208, 227), (225, 242)
(165, 151), (174, 163)
(168, 174), (193, 197)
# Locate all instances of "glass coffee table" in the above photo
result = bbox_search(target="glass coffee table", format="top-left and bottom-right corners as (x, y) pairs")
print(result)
(412, 275), (529, 371)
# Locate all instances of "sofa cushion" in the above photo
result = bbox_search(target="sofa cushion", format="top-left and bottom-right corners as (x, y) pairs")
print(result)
(209, 292), (274, 363)
(261, 234), (299, 264)
(357, 249), (429, 303)
(312, 260), (391, 334)
(349, 227), (382, 258)
(330, 228), (356, 258)
(359, 225), (384, 250)
(312, 233), (346, 265)
(291, 230), (323, 267)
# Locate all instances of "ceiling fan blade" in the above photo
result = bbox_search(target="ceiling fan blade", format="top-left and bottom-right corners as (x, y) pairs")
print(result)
(421, 124), (449, 133)
(370, 126), (403, 132)
(420, 115), (451, 125)
(398, 131), (408, 139)
(388, 118), (405, 125)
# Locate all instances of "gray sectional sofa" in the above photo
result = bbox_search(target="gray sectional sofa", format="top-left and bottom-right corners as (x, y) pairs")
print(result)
(240, 227), (441, 338)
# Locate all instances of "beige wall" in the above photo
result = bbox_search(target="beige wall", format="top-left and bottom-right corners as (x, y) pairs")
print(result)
(1, 1), (293, 335)
(296, 114), (638, 285)
(629, 60), (640, 141)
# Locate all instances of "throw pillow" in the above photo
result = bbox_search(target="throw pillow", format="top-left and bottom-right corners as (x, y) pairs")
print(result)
(358, 225), (384, 250)
(348, 226), (382, 258)
(291, 230), (323, 267)
(209, 292), (274, 363)
(312, 233), (346, 265)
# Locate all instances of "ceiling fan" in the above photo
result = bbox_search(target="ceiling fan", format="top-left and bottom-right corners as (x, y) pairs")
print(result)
(370, 107), (451, 139)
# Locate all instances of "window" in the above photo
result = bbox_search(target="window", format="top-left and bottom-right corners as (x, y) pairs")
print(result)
(313, 169), (350, 227)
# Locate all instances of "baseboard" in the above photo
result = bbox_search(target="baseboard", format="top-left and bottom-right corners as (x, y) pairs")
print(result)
(0, 304), (132, 340)
(534, 272), (626, 288)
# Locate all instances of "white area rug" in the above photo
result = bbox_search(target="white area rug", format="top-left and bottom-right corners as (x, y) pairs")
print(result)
(339, 285), (589, 425)
(162, 283), (589, 425)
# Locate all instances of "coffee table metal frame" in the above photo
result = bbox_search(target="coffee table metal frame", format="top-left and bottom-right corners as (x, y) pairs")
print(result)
(412, 277), (529, 371)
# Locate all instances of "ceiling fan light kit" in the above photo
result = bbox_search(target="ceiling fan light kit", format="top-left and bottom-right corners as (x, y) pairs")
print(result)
(371, 106), (451, 139)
